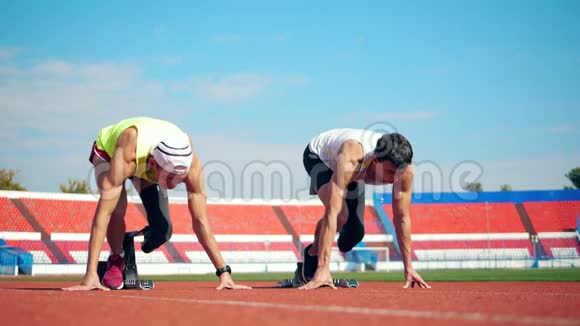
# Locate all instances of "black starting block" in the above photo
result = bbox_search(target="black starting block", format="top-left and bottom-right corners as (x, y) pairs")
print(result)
(275, 262), (359, 288)
(97, 228), (155, 290)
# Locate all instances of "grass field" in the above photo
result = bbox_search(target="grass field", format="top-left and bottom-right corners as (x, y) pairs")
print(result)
(2, 268), (579, 283)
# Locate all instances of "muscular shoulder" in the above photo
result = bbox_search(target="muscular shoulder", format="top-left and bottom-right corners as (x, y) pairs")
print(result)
(338, 140), (364, 162)
(115, 127), (138, 161)
(118, 127), (137, 143)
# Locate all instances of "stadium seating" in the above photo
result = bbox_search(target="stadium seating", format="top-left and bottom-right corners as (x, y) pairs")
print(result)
(51, 240), (171, 264)
(171, 241), (297, 263)
(538, 238), (580, 259)
(383, 203), (526, 233)
(18, 198), (147, 233)
(0, 197), (34, 232)
(381, 203), (531, 261)
(280, 205), (385, 235)
(522, 201), (580, 259)
(0, 190), (578, 274)
(523, 201), (580, 232)
(412, 240), (534, 260)
(169, 203), (288, 234)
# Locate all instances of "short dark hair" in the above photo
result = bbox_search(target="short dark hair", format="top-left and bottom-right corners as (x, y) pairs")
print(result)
(374, 133), (413, 167)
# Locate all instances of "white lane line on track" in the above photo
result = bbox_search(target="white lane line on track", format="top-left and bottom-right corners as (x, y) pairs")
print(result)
(98, 293), (580, 326)
(371, 290), (580, 297)
(3, 289), (579, 326)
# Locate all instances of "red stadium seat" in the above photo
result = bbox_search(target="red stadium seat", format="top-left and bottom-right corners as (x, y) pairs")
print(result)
(524, 201), (580, 232)
(383, 203), (526, 233)
(0, 198), (34, 232)
(169, 203), (288, 234)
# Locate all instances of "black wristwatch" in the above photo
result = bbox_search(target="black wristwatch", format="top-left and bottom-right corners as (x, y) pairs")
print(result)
(216, 265), (231, 277)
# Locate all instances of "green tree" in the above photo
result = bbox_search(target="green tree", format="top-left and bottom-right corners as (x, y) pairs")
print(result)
(563, 185), (574, 190)
(500, 184), (512, 191)
(565, 167), (580, 189)
(464, 182), (483, 192)
(0, 169), (27, 191)
(60, 179), (91, 194)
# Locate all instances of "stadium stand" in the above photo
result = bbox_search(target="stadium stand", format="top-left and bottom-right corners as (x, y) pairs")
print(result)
(523, 200), (580, 259)
(0, 189), (578, 275)
(380, 202), (532, 261)
(523, 201), (580, 232)
(383, 203), (525, 234)
(18, 198), (147, 234)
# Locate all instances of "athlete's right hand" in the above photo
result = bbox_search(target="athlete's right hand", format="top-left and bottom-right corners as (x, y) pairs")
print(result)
(298, 268), (337, 290)
(62, 272), (110, 291)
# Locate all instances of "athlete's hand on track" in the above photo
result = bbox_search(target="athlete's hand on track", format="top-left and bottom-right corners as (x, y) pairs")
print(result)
(298, 268), (337, 290)
(403, 268), (431, 289)
(217, 273), (252, 290)
(62, 272), (110, 291)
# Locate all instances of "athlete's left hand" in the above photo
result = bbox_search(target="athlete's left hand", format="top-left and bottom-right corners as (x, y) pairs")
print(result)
(217, 273), (252, 290)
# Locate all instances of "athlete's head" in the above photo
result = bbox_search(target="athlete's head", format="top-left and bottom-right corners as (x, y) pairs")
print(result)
(365, 133), (413, 184)
(149, 135), (193, 189)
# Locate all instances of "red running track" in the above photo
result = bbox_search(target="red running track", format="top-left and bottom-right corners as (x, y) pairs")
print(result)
(1, 281), (579, 326)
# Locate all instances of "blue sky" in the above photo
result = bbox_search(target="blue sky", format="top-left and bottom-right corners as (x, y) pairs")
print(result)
(0, 0), (579, 197)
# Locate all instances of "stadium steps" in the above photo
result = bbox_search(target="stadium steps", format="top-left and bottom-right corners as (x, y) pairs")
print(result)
(523, 201), (580, 259)
(272, 206), (303, 257)
(0, 197), (34, 232)
(10, 199), (69, 264)
(367, 207), (401, 260)
(515, 203), (547, 257)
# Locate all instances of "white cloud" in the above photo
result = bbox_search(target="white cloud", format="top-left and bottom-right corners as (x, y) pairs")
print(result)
(34, 61), (75, 75)
(546, 123), (578, 134)
(178, 73), (309, 106)
(0, 47), (20, 61)
(0, 60), (161, 134)
(0, 49), (310, 193)
(0, 56), (176, 192)
(188, 74), (273, 105)
(0, 65), (22, 76)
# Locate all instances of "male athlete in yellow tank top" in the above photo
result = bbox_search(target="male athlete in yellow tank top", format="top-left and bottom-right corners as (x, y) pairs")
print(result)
(64, 117), (250, 291)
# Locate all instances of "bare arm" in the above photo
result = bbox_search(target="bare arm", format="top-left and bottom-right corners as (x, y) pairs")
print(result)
(64, 129), (136, 291)
(300, 141), (361, 290)
(319, 141), (361, 269)
(185, 155), (226, 269)
(317, 175), (344, 269)
(185, 152), (250, 290)
(392, 166), (414, 269)
(86, 130), (136, 276)
(392, 165), (430, 288)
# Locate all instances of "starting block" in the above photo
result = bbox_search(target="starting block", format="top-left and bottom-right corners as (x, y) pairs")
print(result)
(275, 262), (359, 288)
(97, 228), (155, 290)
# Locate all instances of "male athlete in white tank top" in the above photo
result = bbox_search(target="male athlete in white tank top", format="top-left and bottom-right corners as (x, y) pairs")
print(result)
(300, 128), (430, 290)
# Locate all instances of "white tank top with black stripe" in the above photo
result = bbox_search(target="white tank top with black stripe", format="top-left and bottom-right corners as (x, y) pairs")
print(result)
(308, 128), (382, 172)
